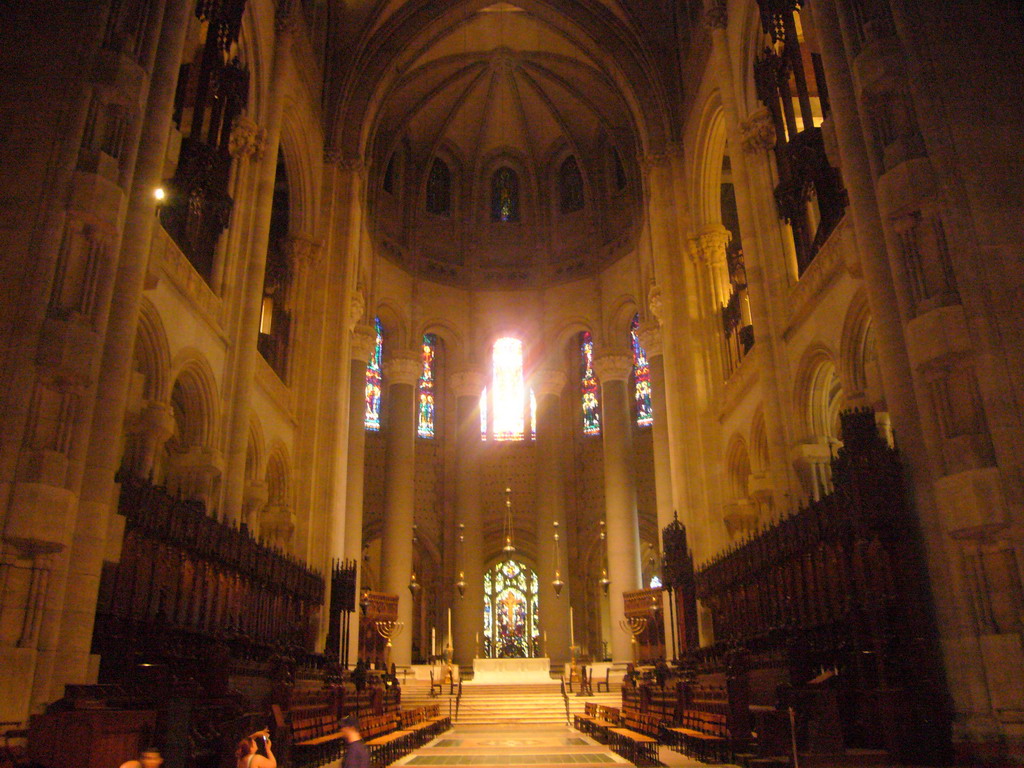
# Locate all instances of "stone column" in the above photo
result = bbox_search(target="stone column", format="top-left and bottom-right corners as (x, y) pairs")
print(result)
(340, 324), (377, 665)
(635, 323), (676, 652)
(379, 351), (421, 666)
(592, 352), (642, 662)
(451, 369), (484, 667)
(533, 369), (571, 666)
(221, 9), (294, 524)
(31, 0), (185, 709)
(810, 0), (1006, 747)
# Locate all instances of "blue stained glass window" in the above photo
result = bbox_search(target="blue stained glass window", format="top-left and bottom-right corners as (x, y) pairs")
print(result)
(365, 317), (383, 430)
(580, 331), (601, 435)
(631, 313), (653, 427)
(417, 334), (436, 438)
(491, 167), (520, 222)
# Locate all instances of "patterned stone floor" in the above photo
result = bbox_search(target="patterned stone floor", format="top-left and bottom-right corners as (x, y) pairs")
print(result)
(393, 725), (633, 767)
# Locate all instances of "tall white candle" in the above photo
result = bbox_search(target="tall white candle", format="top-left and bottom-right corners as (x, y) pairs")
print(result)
(447, 607), (452, 648)
(569, 606), (575, 647)
(431, 627), (436, 657)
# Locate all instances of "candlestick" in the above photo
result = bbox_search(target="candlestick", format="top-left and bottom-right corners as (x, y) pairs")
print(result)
(447, 607), (452, 641)
(569, 606), (575, 647)
(431, 627), (436, 657)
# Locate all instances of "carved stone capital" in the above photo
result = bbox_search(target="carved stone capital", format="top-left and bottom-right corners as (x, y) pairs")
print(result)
(740, 107), (777, 154)
(691, 224), (732, 264)
(282, 236), (322, 269)
(138, 400), (176, 442)
(351, 323), (378, 364)
(635, 322), (663, 359)
(532, 369), (569, 399)
(449, 369), (486, 398)
(648, 284), (665, 325)
(347, 289), (366, 332)
(229, 115), (266, 160)
(705, 0), (729, 30)
(383, 351), (422, 386)
(592, 352), (634, 383)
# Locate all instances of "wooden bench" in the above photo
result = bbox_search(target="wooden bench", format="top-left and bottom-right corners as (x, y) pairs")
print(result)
(609, 726), (659, 766)
(365, 729), (409, 767)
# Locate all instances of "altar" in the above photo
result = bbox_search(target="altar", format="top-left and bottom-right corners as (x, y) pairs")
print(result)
(468, 657), (552, 684)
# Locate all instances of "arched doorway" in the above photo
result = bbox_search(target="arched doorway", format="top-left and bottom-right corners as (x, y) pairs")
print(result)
(483, 559), (539, 658)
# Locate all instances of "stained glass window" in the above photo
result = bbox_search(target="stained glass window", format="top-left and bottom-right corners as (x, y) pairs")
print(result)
(417, 333), (436, 438)
(426, 158), (451, 215)
(650, 575), (663, 589)
(559, 156), (584, 213)
(631, 313), (654, 427)
(491, 167), (520, 222)
(483, 559), (539, 658)
(580, 331), (601, 435)
(365, 316), (383, 431)
(492, 337), (525, 441)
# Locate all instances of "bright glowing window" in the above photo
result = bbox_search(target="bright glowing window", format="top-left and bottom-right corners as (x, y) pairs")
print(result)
(650, 575), (662, 589)
(483, 559), (539, 658)
(417, 333), (436, 438)
(491, 337), (525, 441)
(631, 313), (653, 427)
(580, 331), (600, 435)
(364, 317), (383, 431)
(479, 338), (535, 441)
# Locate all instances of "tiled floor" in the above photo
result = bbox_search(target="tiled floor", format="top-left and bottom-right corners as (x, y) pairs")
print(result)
(393, 725), (632, 767)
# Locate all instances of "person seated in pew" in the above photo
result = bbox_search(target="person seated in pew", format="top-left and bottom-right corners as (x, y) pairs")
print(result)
(340, 716), (370, 768)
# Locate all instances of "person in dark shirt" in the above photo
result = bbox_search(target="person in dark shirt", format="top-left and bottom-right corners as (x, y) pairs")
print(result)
(340, 716), (370, 768)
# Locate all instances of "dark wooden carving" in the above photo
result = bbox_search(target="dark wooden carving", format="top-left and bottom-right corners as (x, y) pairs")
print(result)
(691, 408), (951, 763)
(661, 514), (698, 657)
(752, 0), (847, 275)
(161, 0), (249, 282)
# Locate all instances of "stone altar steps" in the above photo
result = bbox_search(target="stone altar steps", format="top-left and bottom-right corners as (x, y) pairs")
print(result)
(400, 678), (621, 726)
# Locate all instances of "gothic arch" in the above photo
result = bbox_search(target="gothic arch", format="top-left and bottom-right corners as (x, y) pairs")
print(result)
(606, 296), (642, 349)
(134, 297), (171, 403)
(266, 443), (290, 507)
(839, 291), (874, 403)
(725, 433), (751, 501)
(690, 93), (729, 229)
(794, 345), (844, 443)
(168, 351), (220, 450)
(246, 416), (266, 483)
(374, 301), (410, 352)
(419, 319), (465, 368)
(278, 100), (323, 240)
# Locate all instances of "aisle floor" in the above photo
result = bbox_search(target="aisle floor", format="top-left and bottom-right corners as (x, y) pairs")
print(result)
(391, 724), (726, 768)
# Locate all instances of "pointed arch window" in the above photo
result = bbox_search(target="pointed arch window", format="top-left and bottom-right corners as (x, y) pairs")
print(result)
(612, 147), (627, 192)
(383, 153), (397, 195)
(631, 313), (653, 427)
(426, 158), (451, 216)
(559, 156), (584, 213)
(580, 331), (601, 435)
(365, 317), (383, 431)
(491, 167), (520, 222)
(417, 334), (437, 438)
(480, 337), (534, 441)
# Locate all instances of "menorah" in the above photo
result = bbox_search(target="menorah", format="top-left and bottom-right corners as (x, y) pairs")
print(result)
(619, 617), (648, 663)
(375, 620), (404, 665)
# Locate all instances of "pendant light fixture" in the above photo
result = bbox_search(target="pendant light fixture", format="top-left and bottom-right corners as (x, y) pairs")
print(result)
(552, 520), (564, 597)
(502, 486), (516, 553)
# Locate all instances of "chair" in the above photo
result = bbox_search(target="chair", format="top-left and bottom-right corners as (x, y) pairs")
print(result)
(596, 666), (610, 692)
(429, 668), (442, 697)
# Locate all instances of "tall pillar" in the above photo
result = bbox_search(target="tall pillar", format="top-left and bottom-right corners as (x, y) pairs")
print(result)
(533, 370), (571, 666)
(810, 0), (1006, 748)
(592, 352), (642, 662)
(635, 323), (675, 654)
(379, 351), (420, 666)
(338, 324), (377, 665)
(221, 8), (294, 524)
(451, 370), (484, 667)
